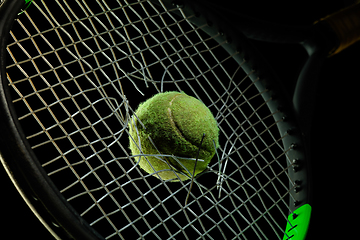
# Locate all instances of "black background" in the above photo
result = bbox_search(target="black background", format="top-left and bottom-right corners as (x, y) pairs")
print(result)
(1, 0), (358, 239)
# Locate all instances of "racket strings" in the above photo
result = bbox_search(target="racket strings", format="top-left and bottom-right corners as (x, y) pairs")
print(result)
(6, 1), (297, 239)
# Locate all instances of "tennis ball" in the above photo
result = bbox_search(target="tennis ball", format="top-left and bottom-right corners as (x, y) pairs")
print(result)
(128, 91), (219, 181)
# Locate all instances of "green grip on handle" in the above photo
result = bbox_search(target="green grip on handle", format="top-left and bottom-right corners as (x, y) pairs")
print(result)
(282, 204), (312, 240)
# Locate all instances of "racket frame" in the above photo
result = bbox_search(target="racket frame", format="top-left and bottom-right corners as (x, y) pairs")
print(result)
(0, 0), (318, 239)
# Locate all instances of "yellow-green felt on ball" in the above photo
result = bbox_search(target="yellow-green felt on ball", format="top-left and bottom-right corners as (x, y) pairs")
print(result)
(128, 91), (219, 181)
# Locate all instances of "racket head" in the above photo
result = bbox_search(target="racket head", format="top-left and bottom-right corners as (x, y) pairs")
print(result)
(0, 0), (312, 239)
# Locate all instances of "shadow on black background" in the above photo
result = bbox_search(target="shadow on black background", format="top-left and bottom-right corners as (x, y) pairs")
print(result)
(1, 0), (358, 239)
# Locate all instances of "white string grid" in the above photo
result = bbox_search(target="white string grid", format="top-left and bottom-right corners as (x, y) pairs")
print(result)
(6, 1), (297, 239)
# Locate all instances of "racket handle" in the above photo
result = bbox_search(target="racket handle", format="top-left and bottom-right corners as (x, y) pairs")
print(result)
(317, 2), (360, 56)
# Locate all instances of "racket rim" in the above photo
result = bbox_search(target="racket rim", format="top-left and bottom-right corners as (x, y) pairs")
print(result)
(0, 0), (313, 239)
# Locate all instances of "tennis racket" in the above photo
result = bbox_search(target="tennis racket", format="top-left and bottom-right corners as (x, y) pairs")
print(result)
(1, 0), (359, 239)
